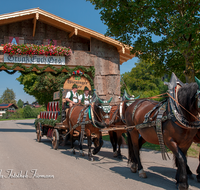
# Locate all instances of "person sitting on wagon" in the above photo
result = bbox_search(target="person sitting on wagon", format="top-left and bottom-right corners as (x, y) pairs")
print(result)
(79, 86), (91, 105)
(65, 83), (81, 108)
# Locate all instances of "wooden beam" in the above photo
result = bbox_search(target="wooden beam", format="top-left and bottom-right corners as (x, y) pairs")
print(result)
(69, 30), (75, 38)
(0, 14), (35, 26)
(119, 52), (135, 59)
(122, 47), (125, 54)
(0, 46), (3, 51)
(33, 13), (39, 37)
(69, 28), (78, 38)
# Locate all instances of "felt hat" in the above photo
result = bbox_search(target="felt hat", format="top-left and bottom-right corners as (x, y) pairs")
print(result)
(84, 86), (89, 91)
(72, 84), (78, 89)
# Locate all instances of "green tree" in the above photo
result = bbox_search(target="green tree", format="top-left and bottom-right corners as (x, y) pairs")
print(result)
(88, 0), (200, 82)
(23, 105), (36, 118)
(0, 98), (3, 104)
(121, 59), (168, 98)
(1, 88), (16, 104)
(17, 72), (65, 108)
(17, 99), (23, 108)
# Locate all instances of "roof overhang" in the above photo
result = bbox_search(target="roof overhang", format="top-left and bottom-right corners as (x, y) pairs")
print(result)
(0, 8), (135, 64)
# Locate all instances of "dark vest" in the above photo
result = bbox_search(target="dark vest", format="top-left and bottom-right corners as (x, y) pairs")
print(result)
(66, 91), (78, 105)
(81, 94), (90, 104)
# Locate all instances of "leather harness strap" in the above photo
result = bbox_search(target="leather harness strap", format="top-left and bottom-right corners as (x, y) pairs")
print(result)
(155, 102), (170, 160)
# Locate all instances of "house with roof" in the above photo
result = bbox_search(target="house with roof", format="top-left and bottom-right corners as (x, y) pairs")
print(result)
(0, 103), (18, 116)
(31, 101), (42, 108)
(0, 8), (135, 102)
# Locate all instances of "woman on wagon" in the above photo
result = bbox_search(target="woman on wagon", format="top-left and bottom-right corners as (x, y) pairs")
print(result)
(79, 86), (91, 105)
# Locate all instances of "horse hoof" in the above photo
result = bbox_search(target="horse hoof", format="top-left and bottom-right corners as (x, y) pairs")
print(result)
(113, 151), (118, 157)
(70, 149), (75, 154)
(130, 163), (137, 173)
(92, 149), (99, 155)
(88, 157), (94, 161)
(188, 174), (194, 180)
(79, 150), (85, 156)
(176, 183), (188, 190)
(139, 169), (147, 178)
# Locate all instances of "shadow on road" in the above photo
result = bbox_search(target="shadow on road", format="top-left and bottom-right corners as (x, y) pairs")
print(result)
(148, 166), (200, 189)
(109, 165), (200, 190)
(110, 166), (176, 189)
(16, 122), (34, 126)
(0, 128), (36, 133)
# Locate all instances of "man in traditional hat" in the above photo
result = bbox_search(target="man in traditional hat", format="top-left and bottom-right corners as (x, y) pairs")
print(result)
(79, 86), (91, 105)
(65, 83), (81, 107)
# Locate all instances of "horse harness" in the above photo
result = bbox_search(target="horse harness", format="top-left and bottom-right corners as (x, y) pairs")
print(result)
(128, 99), (172, 160)
(66, 103), (120, 141)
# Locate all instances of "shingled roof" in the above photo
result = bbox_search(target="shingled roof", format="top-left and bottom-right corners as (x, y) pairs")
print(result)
(0, 103), (18, 109)
(0, 8), (135, 64)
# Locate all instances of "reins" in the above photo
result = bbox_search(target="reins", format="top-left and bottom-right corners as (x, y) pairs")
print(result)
(166, 92), (200, 122)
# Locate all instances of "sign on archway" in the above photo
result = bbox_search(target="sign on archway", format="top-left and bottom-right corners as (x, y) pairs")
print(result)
(63, 75), (91, 90)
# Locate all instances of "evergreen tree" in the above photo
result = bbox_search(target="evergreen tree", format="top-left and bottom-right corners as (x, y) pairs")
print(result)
(1, 88), (16, 104)
(17, 99), (23, 108)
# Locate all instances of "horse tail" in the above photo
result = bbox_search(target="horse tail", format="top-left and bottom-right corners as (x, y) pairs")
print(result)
(127, 131), (137, 164)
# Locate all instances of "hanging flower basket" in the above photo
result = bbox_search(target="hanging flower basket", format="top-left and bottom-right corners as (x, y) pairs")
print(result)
(2, 43), (72, 56)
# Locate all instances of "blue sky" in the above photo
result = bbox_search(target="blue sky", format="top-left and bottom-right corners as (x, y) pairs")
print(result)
(0, 0), (138, 103)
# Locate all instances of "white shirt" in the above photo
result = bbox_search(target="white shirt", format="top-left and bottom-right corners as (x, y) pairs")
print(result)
(79, 94), (91, 105)
(65, 91), (80, 103)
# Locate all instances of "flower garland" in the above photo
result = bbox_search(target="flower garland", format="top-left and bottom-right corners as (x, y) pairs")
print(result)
(2, 43), (72, 56)
(73, 70), (84, 75)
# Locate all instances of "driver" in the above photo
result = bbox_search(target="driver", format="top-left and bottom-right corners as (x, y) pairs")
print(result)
(65, 83), (81, 107)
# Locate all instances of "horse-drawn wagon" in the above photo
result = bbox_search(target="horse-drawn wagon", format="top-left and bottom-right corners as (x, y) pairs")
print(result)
(35, 90), (117, 153)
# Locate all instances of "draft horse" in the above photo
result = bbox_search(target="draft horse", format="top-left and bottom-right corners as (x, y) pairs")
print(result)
(108, 90), (139, 159)
(126, 76), (200, 190)
(63, 94), (113, 161)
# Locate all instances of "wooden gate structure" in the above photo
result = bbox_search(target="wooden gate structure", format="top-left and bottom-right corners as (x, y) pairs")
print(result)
(0, 8), (135, 102)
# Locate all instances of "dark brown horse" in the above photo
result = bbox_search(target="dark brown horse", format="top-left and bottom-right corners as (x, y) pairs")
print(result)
(108, 103), (127, 159)
(108, 91), (139, 159)
(126, 82), (199, 190)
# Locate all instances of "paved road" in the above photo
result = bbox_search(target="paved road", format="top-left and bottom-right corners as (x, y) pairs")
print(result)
(0, 119), (199, 190)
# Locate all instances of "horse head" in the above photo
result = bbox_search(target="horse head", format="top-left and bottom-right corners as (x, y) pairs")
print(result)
(177, 82), (199, 122)
(91, 91), (113, 127)
(122, 90), (140, 106)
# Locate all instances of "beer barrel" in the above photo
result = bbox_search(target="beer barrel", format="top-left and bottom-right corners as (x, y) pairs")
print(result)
(45, 112), (47, 119)
(54, 101), (59, 111)
(54, 111), (58, 120)
(47, 103), (50, 111)
(41, 111), (44, 119)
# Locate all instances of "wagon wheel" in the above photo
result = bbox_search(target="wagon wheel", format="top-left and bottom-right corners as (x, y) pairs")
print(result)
(52, 129), (59, 150)
(36, 122), (41, 142)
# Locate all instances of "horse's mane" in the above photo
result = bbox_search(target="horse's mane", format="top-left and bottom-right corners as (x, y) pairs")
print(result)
(177, 82), (198, 120)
